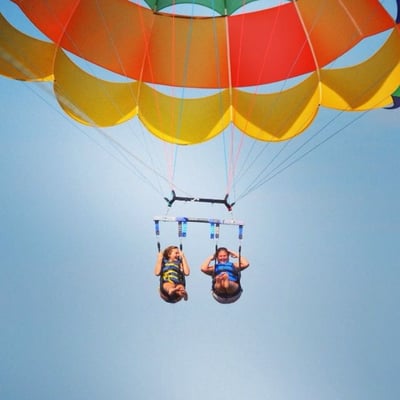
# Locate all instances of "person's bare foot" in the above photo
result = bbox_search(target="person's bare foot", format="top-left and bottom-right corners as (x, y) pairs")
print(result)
(220, 273), (230, 289)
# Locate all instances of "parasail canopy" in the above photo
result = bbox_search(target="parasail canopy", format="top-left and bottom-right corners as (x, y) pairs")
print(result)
(1, 0), (400, 144)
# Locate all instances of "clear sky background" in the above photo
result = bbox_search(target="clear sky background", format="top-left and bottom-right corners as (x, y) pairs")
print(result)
(1, 1), (399, 400)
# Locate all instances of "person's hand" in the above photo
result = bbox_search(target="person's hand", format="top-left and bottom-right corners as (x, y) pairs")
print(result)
(229, 250), (238, 258)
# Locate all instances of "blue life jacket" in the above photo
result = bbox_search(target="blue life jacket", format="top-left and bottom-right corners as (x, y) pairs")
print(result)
(214, 261), (240, 282)
(212, 261), (242, 300)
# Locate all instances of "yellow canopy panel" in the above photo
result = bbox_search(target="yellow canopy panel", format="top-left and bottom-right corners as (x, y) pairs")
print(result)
(0, 14), (55, 81)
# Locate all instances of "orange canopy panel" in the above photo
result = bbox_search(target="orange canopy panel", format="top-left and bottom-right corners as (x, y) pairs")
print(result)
(2, 0), (400, 144)
(11, 0), (397, 87)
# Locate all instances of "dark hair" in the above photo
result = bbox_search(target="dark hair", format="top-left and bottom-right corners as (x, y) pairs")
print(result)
(163, 245), (178, 260)
(159, 289), (182, 303)
(215, 247), (229, 257)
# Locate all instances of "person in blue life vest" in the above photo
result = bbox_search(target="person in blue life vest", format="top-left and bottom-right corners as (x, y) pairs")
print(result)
(200, 247), (249, 304)
(154, 245), (190, 303)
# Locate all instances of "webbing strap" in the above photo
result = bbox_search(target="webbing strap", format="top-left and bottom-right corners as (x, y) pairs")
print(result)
(238, 225), (243, 240)
(209, 222), (220, 240)
(177, 218), (187, 251)
(154, 220), (161, 252)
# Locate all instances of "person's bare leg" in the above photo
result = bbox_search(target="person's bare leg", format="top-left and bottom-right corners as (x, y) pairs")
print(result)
(219, 272), (230, 289)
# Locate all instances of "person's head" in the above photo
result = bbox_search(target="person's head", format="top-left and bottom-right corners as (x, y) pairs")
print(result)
(159, 290), (181, 303)
(211, 289), (242, 304)
(159, 284), (187, 303)
(215, 247), (229, 263)
(163, 245), (180, 261)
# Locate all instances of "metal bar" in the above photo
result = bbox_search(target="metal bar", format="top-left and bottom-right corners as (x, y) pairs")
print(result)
(153, 216), (245, 226)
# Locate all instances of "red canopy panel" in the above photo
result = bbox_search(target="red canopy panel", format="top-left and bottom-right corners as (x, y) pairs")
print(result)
(12, 0), (397, 88)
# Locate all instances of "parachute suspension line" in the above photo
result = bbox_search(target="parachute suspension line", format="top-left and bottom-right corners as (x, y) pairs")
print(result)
(222, 3), (236, 197)
(337, 1), (364, 36)
(77, 123), (169, 196)
(42, 2), (170, 198)
(146, 4), (178, 194)
(142, 4), (179, 194)
(222, 3), (280, 199)
(96, 3), (130, 79)
(292, 0), (322, 83)
(98, 3), (187, 199)
(131, 6), (174, 197)
(162, 5), (196, 193)
(239, 139), (291, 197)
(174, 4), (194, 142)
(235, 109), (371, 202)
(66, 2), (140, 122)
(234, 140), (270, 187)
(232, 1), (280, 141)
(226, 125), (246, 197)
(20, 78), (169, 198)
(233, 1), (374, 203)
(232, 1), (317, 149)
(163, 142), (178, 193)
(220, 125), (231, 195)
(253, 2), (308, 138)
(233, 3), (394, 203)
(100, 2), (177, 197)
(235, 10), (395, 204)
(290, 0), (325, 137)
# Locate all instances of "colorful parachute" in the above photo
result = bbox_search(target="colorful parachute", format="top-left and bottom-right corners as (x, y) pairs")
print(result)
(1, 0), (400, 145)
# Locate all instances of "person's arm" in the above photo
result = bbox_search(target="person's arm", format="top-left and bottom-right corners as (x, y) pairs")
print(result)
(238, 255), (250, 270)
(200, 255), (215, 276)
(154, 252), (163, 276)
(229, 250), (250, 270)
(180, 251), (190, 276)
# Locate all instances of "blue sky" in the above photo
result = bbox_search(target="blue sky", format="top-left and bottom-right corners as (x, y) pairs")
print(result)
(1, 2), (399, 400)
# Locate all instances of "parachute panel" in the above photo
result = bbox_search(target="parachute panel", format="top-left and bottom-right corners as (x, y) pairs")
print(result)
(11, 0), (397, 87)
(13, 0), (155, 81)
(228, 3), (315, 86)
(0, 14), (55, 81)
(233, 74), (320, 141)
(139, 85), (231, 145)
(142, 10), (230, 88)
(320, 30), (400, 110)
(296, 0), (397, 67)
(2, 0), (400, 143)
(54, 50), (138, 127)
(143, 0), (260, 15)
